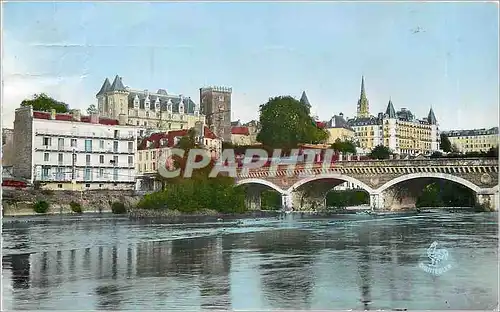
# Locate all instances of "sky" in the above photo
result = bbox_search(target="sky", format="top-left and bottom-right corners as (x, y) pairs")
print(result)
(2, 1), (498, 131)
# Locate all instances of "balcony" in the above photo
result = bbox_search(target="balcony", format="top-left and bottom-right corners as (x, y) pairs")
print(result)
(35, 130), (136, 141)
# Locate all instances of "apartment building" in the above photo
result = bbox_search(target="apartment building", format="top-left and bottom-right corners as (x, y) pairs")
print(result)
(323, 113), (356, 144)
(443, 127), (499, 153)
(13, 106), (138, 190)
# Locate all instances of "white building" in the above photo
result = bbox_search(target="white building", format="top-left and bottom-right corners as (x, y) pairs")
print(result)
(13, 106), (139, 191)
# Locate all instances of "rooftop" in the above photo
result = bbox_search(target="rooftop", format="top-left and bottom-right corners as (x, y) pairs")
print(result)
(32, 111), (121, 126)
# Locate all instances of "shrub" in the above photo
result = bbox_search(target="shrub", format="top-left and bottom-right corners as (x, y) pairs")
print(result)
(33, 200), (49, 214)
(111, 202), (127, 214)
(69, 201), (83, 214)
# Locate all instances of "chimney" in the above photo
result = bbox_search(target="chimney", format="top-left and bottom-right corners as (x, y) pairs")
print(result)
(70, 109), (81, 121)
(50, 109), (56, 120)
(339, 112), (343, 117)
(90, 113), (99, 124)
(118, 114), (127, 126)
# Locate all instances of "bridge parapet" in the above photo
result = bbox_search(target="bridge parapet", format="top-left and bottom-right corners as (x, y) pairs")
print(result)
(235, 158), (499, 192)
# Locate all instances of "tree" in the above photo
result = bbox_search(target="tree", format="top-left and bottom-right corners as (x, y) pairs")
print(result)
(368, 145), (392, 160)
(331, 139), (357, 155)
(21, 93), (69, 113)
(87, 104), (98, 115)
(440, 133), (452, 152)
(257, 96), (329, 149)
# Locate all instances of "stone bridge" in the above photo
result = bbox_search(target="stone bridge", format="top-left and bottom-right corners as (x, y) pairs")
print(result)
(235, 158), (499, 211)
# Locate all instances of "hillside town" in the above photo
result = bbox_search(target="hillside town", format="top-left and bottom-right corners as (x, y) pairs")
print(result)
(2, 75), (498, 193)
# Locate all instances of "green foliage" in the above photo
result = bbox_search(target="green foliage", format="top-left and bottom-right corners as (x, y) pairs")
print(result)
(257, 96), (329, 149)
(87, 104), (98, 115)
(111, 202), (127, 214)
(326, 190), (369, 208)
(137, 178), (246, 213)
(69, 201), (83, 214)
(368, 145), (392, 160)
(141, 132), (247, 213)
(437, 146), (498, 159)
(21, 93), (69, 113)
(33, 200), (49, 214)
(261, 190), (282, 210)
(440, 133), (452, 152)
(331, 139), (357, 155)
(416, 182), (476, 208)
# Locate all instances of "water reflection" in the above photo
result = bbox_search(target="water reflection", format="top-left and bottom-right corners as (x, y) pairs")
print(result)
(1, 213), (498, 310)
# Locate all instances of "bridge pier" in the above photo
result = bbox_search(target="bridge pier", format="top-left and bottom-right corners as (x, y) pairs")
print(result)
(476, 190), (498, 211)
(281, 192), (292, 210)
(290, 182), (334, 211)
(369, 193), (384, 210)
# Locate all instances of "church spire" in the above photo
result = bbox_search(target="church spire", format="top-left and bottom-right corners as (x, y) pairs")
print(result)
(356, 76), (370, 118)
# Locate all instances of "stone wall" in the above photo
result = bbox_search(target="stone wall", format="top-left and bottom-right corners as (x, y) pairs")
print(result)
(2, 189), (142, 216)
(13, 106), (33, 179)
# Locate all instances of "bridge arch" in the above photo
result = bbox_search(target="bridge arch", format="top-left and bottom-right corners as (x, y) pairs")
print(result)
(285, 174), (375, 194)
(375, 172), (482, 194)
(236, 178), (286, 194)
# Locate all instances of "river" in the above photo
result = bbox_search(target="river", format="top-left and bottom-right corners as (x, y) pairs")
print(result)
(1, 211), (498, 310)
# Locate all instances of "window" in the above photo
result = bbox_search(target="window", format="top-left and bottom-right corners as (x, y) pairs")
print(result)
(180, 124), (183, 129)
(86, 154), (91, 165)
(56, 167), (64, 180)
(84, 168), (92, 181)
(99, 155), (104, 164)
(113, 156), (118, 165)
(85, 139), (92, 152)
(168, 123), (171, 129)
(139, 153), (142, 161)
(58, 138), (64, 149)
(44, 153), (49, 161)
(42, 167), (50, 180)
(58, 184), (63, 189)
(153, 162), (156, 171)
(128, 142), (134, 152)
(58, 153), (63, 164)
(113, 141), (119, 152)
(99, 168), (104, 178)
(114, 130), (119, 138)
(70, 139), (77, 147)
(43, 137), (51, 146)
(128, 156), (133, 165)
(113, 168), (118, 180)
(85, 184), (91, 188)
(145, 153), (149, 161)
(100, 140), (105, 149)
(152, 151), (156, 160)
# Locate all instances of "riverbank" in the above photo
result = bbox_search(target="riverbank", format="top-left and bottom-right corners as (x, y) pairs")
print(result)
(2, 188), (141, 217)
(128, 208), (281, 223)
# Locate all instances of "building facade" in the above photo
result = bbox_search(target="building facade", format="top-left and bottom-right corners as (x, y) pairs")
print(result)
(199, 86), (232, 142)
(2, 128), (15, 166)
(348, 78), (440, 155)
(324, 113), (356, 144)
(13, 106), (138, 190)
(443, 127), (499, 153)
(96, 75), (205, 136)
(136, 127), (221, 191)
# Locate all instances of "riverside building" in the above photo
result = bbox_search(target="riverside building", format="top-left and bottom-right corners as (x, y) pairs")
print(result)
(443, 127), (499, 153)
(12, 106), (138, 190)
(347, 77), (440, 155)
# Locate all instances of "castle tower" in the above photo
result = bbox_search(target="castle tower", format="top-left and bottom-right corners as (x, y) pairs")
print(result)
(96, 75), (129, 119)
(199, 86), (232, 142)
(357, 76), (370, 118)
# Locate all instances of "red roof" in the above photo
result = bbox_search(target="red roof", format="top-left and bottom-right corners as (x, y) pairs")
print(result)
(138, 126), (219, 150)
(33, 110), (120, 126)
(316, 121), (326, 129)
(231, 126), (250, 135)
(204, 127), (217, 139)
